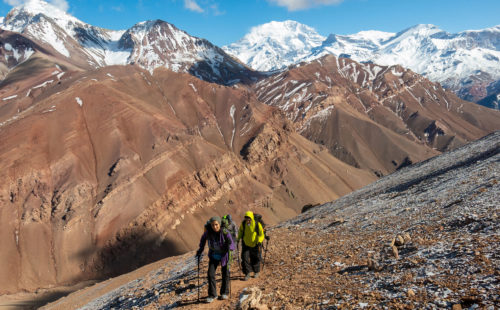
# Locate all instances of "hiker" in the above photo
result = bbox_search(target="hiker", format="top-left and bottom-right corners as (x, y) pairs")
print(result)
(196, 216), (235, 303)
(222, 214), (238, 241)
(237, 211), (265, 281)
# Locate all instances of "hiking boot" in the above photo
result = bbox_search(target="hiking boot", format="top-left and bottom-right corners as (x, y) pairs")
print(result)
(253, 272), (260, 278)
(244, 274), (250, 281)
(206, 296), (216, 303)
(219, 294), (229, 300)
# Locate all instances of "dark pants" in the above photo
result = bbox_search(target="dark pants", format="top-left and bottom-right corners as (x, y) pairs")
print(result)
(241, 243), (261, 275)
(208, 258), (230, 297)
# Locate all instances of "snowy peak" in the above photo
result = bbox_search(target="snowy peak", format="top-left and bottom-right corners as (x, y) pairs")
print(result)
(4, 0), (79, 33)
(242, 20), (324, 44)
(1, 0), (121, 65)
(10, 0), (72, 19)
(228, 21), (500, 103)
(120, 19), (255, 84)
(396, 24), (443, 37)
(315, 30), (395, 60)
(459, 25), (500, 50)
(223, 20), (325, 71)
(323, 30), (395, 47)
(0, 2), (256, 85)
(121, 19), (198, 52)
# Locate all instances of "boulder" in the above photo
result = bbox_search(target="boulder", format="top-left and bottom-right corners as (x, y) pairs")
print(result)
(238, 286), (269, 310)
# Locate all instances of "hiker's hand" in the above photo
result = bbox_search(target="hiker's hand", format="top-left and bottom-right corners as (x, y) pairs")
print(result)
(196, 249), (203, 259)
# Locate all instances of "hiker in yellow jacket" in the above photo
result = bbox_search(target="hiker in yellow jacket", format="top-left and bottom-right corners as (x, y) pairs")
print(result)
(237, 211), (265, 281)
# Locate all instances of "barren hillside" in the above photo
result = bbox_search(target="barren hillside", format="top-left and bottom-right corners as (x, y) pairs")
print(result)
(34, 131), (499, 310)
(0, 64), (375, 294)
(252, 55), (500, 176)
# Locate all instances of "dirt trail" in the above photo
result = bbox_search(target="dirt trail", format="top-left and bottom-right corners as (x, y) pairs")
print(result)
(170, 249), (274, 310)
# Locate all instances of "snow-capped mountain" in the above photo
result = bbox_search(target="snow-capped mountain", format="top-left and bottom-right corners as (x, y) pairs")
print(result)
(315, 24), (500, 101)
(223, 20), (325, 72)
(1, 0), (125, 67)
(118, 20), (254, 84)
(0, 0), (254, 84)
(226, 22), (500, 104)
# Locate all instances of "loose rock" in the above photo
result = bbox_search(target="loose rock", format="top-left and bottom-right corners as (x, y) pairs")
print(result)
(407, 289), (415, 297)
(392, 246), (399, 259)
(395, 235), (405, 246)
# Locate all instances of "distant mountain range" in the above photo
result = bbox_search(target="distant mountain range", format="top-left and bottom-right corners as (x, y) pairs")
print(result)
(224, 21), (500, 106)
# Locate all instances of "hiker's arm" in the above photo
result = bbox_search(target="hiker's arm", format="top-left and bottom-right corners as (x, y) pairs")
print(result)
(227, 232), (236, 251)
(257, 223), (265, 244)
(197, 231), (208, 255)
(237, 224), (244, 241)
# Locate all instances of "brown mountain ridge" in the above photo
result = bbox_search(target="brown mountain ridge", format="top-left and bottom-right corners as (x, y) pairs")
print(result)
(252, 55), (500, 176)
(0, 64), (375, 294)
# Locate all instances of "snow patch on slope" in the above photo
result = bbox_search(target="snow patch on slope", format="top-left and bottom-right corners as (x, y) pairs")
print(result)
(230, 105), (236, 148)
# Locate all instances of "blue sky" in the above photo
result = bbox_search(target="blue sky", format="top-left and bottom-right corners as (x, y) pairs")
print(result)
(1, 0), (499, 46)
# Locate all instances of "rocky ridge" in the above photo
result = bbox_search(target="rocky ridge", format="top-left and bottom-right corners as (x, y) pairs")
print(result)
(40, 131), (499, 310)
(252, 54), (500, 176)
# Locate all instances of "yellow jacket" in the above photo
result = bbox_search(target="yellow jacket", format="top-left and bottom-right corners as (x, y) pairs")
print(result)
(237, 211), (265, 247)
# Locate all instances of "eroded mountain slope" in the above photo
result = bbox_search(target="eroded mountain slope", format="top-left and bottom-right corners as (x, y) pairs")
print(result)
(252, 55), (500, 176)
(39, 131), (499, 310)
(0, 65), (375, 294)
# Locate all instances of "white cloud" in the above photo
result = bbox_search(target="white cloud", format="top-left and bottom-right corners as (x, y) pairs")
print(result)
(268, 0), (343, 11)
(184, 0), (204, 13)
(50, 0), (68, 11)
(3, 0), (69, 11)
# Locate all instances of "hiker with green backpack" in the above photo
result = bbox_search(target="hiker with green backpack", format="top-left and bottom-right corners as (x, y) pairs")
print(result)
(237, 211), (265, 281)
(196, 216), (235, 303)
(221, 214), (237, 241)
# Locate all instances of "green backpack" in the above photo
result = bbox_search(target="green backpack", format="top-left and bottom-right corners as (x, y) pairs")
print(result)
(221, 215), (236, 265)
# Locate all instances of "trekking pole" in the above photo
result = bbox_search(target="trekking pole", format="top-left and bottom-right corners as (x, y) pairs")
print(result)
(197, 256), (200, 302)
(261, 236), (270, 271)
(228, 267), (232, 298)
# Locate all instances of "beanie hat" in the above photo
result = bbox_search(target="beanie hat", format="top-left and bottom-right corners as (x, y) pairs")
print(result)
(209, 216), (221, 224)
